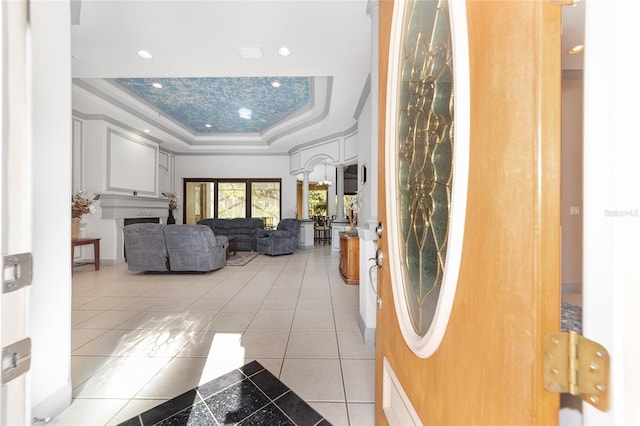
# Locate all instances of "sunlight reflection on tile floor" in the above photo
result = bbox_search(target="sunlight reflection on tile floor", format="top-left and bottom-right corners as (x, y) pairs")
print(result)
(52, 246), (374, 426)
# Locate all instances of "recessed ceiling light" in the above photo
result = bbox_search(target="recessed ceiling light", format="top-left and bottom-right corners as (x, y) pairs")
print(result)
(568, 44), (585, 54)
(151, 82), (163, 89)
(137, 50), (153, 59)
(238, 108), (252, 120)
(278, 46), (291, 56)
(204, 124), (212, 128)
(271, 81), (281, 88)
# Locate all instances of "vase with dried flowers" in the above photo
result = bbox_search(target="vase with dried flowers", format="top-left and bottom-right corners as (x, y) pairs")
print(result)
(162, 192), (179, 224)
(71, 190), (101, 238)
(345, 190), (363, 235)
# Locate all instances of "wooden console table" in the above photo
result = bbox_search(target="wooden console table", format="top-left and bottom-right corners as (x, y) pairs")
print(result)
(72, 237), (101, 271)
(339, 232), (359, 285)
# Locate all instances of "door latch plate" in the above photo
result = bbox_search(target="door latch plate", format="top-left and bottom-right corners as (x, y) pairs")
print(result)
(2, 252), (33, 294)
(2, 337), (31, 384)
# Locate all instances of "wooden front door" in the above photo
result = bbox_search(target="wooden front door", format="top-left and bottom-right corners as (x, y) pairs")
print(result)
(375, 0), (562, 424)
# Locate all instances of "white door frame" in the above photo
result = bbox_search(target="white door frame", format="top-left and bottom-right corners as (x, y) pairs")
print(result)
(583, 0), (640, 424)
(0, 0), (31, 423)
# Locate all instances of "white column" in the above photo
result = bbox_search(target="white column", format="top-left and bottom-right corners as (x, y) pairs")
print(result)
(302, 171), (310, 220)
(331, 165), (348, 254)
(327, 165), (336, 217)
(299, 171), (315, 249)
(336, 165), (345, 221)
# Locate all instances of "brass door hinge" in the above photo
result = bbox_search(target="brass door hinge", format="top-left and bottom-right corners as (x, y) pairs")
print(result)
(544, 331), (610, 411)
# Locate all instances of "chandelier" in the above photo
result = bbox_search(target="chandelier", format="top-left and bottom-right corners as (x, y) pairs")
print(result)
(321, 162), (332, 186)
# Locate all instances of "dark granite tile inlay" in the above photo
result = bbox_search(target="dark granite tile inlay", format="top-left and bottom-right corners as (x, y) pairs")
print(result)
(117, 361), (331, 426)
(561, 301), (582, 334)
(138, 389), (200, 425)
(197, 368), (245, 400)
(239, 360), (264, 377)
(238, 403), (296, 426)
(251, 369), (290, 400)
(154, 401), (216, 426)
(116, 417), (142, 426)
(275, 391), (323, 426)
(205, 378), (271, 425)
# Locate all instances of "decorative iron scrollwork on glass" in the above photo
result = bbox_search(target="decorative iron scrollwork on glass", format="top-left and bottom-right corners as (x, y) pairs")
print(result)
(396, 0), (454, 337)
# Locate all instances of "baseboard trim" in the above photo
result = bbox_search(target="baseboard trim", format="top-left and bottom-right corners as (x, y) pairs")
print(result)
(76, 258), (123, 267)
(32, 381), (72, 422)
(358, 316), (376, 344)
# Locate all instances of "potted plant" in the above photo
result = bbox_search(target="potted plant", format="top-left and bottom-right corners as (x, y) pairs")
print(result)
(345, 191), (363, 235)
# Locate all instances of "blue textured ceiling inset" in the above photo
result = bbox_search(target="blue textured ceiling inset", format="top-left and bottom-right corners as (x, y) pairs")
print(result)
(115, 77), (311, 133)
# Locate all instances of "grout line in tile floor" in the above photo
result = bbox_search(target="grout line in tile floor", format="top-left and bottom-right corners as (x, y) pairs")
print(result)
(54, 245), (375, 426)
(326, 253), (353, 425)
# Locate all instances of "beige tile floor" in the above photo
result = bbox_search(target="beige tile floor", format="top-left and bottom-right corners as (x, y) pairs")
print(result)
(52, 245), (374, 426)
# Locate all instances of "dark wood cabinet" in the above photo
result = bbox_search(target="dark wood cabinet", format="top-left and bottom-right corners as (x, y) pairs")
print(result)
(339, 232), (359, 285)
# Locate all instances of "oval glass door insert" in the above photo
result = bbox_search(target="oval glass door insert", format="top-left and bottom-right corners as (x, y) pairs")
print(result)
(385, 0), (470, 358)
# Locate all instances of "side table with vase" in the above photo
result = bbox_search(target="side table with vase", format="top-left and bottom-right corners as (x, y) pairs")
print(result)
(71, 190), (101, 270)
(72, 217), (81, 239)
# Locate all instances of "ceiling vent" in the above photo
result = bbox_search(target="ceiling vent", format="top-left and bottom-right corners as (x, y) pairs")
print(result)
(237, 47), (263, 59)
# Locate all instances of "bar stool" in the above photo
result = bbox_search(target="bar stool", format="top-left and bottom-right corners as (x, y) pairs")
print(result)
(314, 217), (331, 245)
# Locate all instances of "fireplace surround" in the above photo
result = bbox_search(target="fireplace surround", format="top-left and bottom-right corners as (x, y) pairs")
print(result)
(100, 194), (171, 263)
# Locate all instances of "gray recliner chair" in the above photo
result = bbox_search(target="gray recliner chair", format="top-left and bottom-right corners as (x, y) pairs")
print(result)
(123, 223), (169, 272)
(256, 218), (300, 256)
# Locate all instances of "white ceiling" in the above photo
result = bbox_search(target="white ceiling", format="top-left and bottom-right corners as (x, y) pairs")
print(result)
(71, 0), (584, 155)
(71, 0), (373, 154)
(561, 0), (585, 72)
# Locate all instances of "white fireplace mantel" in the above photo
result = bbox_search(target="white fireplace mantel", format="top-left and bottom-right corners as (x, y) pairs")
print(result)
(98, 194), (171, 264)
(100, 194), (169, 220)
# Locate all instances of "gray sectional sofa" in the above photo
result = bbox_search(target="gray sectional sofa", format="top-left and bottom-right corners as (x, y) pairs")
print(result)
(123, 223), (228, 272)
(197, 218), (264, 251)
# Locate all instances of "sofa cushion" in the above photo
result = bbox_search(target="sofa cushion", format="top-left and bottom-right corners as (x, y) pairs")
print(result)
(164, 224), (227, 272)
(197, 218), (264, 250)
(228, 218), (264, 229)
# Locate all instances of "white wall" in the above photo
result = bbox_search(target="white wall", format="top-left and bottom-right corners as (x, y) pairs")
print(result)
(357, 92), (374, 225)
(73, 119), (163, 262)
(583, 0), (640, 424)
(355, 77), (378, 342)
(77, 120), (160, 198)
(30, 0), (73, 419)
(75, 120), (105, 195)
(175, 155), (298, 219)
(561, 78), (583, 290)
